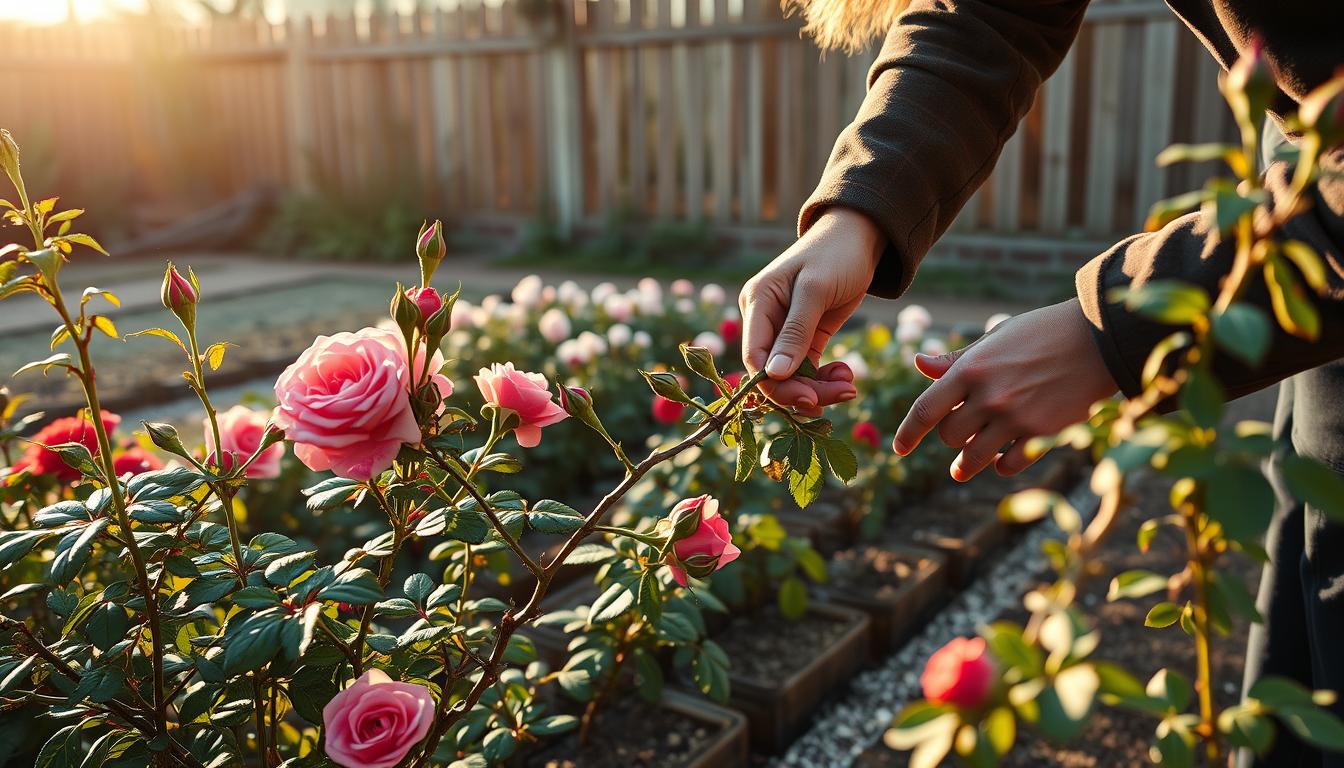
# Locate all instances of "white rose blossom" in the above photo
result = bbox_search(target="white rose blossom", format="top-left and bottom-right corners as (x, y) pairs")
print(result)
(591, 281), (619, 305)
(897, 304), (932, 333)
(700, 283), (726, 306)
(607, 323), (633, 348)
(670, 278), (695, 297)
(603, 293), (634, 323)
(633, 330), (652, 349)
(511, 275), (544, 308)
(840, 351), (869, 381)
(920, 337), (949, 357)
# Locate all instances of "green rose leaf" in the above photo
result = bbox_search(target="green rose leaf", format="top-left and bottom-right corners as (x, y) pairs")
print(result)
(318, 568), (383, 605)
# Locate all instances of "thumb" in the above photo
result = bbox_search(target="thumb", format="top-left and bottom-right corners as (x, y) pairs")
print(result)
(765, 289), (825, 379)
(913, 346), (968, 380)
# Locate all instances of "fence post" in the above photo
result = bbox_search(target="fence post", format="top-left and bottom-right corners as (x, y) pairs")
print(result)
(285, 16), (315, 192)
(540, 0), (583, 236)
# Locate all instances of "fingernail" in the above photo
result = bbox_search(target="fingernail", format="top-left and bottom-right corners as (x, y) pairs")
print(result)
(892, 438), (908, 455)
(766, 353), (792, 378)
(838, 391), (856, 402)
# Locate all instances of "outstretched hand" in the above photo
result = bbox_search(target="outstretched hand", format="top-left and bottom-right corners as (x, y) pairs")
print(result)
(739, 207), (883, 414)
(894, 298), (1119, 481)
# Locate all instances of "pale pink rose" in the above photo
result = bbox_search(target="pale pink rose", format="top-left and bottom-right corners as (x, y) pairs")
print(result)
(577, 330), (608, 358)
(556, 339), (589, 367)
(896, 322), (924, 345)
(664, 495), (740, 587)
(474, 363), (568, 448)
(274, 328), (451, 480)
(511, 275), (544, 308)
(920, 338), (949, 357)
(898, 304), (932, 332)
(633, 330), (652, 349)
(205, 405), (285, 480)
(700, 283), (726, 306)
(692, 331), (726, 358)
(557, 280), (587, 309)
(607, 323), (633, 348)
(450, 300), (475, 330)
(670, 278), (695, 297)
(603, 293), (634, 323)
(538, 308), (572, 344)
(322, 668), (435, 768)
(590, 281), (619, 305)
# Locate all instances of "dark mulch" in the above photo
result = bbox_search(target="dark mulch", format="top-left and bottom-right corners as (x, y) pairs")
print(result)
(524, 697), (721, 768)
(828, 545), (937, 600)
(714, 605), (854, 681)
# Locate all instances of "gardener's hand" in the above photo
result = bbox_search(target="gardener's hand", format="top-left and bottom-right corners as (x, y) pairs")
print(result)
(894, 298), (1119, 480)
(740, 207), (882, 412)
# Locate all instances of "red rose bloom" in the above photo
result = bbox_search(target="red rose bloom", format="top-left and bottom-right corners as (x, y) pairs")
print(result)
(920, 636), (994, 709)
(652, 395), (685, 425)
(113, 446), (164, 478)
(13, 410), (121, 482)
(719, 317), (742, 345)
(852, 421), (882, 450)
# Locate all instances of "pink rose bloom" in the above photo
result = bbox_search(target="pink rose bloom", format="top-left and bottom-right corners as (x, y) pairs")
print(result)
(664, 495), (741, 587)
(920, 637), (995, 709)
(851, 421), (882, 450)
(474, 362), (568, 448)
(322, 668), (435, 768)
(205, 405), (285, 480)
(274, 328), (451, 480)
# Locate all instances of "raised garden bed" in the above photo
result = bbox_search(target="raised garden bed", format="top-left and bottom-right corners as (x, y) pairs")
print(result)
(524, 689), (749, 768)
(709, 601), (870, 753)
(774, 496), (857, 556)
(817, 544), (948, 657)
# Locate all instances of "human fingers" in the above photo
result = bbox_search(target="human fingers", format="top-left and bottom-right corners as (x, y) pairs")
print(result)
(893, 374), (969, 456)
(995, 439), (1044, 477)
(951, 424), (1017, 482)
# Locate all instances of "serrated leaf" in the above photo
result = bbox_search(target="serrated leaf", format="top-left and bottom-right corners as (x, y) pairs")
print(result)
(588, 582), (635, 625)
(318, 568), (382, 605)
(528, 499), (584, 534)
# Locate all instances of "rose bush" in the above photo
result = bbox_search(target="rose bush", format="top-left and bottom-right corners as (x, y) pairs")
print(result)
(0, 129), (860, 768)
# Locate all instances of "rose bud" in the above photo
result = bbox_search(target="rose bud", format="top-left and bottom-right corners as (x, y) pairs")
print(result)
(323, 669), (435, 768)
(416, 220), (446, 285)
(1225, 35), (1274, 125)
(405, 286), (444, 328)
(662, 495), (740, 586)
(920, 636), (995, 710)
(0, 129), (20, 188)
(852, 421), (882, 450)
(160, 263), (199, 327)
(474, 362), (568, 448)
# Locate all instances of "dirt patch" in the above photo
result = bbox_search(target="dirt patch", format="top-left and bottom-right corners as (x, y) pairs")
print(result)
(525, 697), (721, 768)
(713, 605), (854, 681)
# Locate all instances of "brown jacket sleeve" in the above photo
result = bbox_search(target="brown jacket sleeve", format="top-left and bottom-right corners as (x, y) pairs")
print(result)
(1076, 152), (1344, 400)
(799, 0), (1089, 298)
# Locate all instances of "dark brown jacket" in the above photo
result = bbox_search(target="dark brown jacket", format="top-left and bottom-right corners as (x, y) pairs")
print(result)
(802, 0), (1344, 399)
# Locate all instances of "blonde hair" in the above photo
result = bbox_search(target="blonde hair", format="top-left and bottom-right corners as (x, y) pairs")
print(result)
(783, 0), (913, 53)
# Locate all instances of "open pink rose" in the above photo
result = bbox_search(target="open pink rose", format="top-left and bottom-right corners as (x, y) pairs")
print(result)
(473, 363), (567, 448)
(664, 495), (740, 587)
(921, 636), (994, 709)
(205, 405), (285, 480)
(274, 327), (451, 480)
(322, 668), (435, 768)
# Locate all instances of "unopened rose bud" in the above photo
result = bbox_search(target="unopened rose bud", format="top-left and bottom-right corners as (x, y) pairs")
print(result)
(558, 384), (592, 414)
(639, 370), (691, 404)
(207, 449), (240, 475)
(390, 286), (420, 338)
(1225, 35), (1275, 127)
(0, 129), (19, 190)
(160, 263), (199, 328)
(680, 343), (721, 385)
(416, 220), (447, 286)
(143, 421), (189, 458)
(920, 636), (995, 710)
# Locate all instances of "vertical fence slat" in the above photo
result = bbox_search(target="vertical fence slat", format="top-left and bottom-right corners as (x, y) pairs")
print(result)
(1134, 19), (1177, 229)
(1083, 21), (1124, 234)
(1039, 47), (1077, 233)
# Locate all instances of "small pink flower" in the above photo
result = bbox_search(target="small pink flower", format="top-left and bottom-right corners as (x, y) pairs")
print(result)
(670, 278), (695, 297)
(664, 495), (740, 587)
(538, 308), (572, 343)
(692, 331), (726, 357)
(921, 637), (994, 709)
(205, 405), (285, 480)
(322, 668), (435, 768)
(852, 421), (881, 450)
(474, 363), (568, 448)
(405, 287), (443, 322)
(274, 328), (451, 480)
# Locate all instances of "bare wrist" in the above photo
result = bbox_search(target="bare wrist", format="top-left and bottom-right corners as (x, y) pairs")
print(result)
(814, 206), (885, 274)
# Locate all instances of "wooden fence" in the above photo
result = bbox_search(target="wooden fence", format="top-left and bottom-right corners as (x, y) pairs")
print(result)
(0, 0), (1235, 258)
